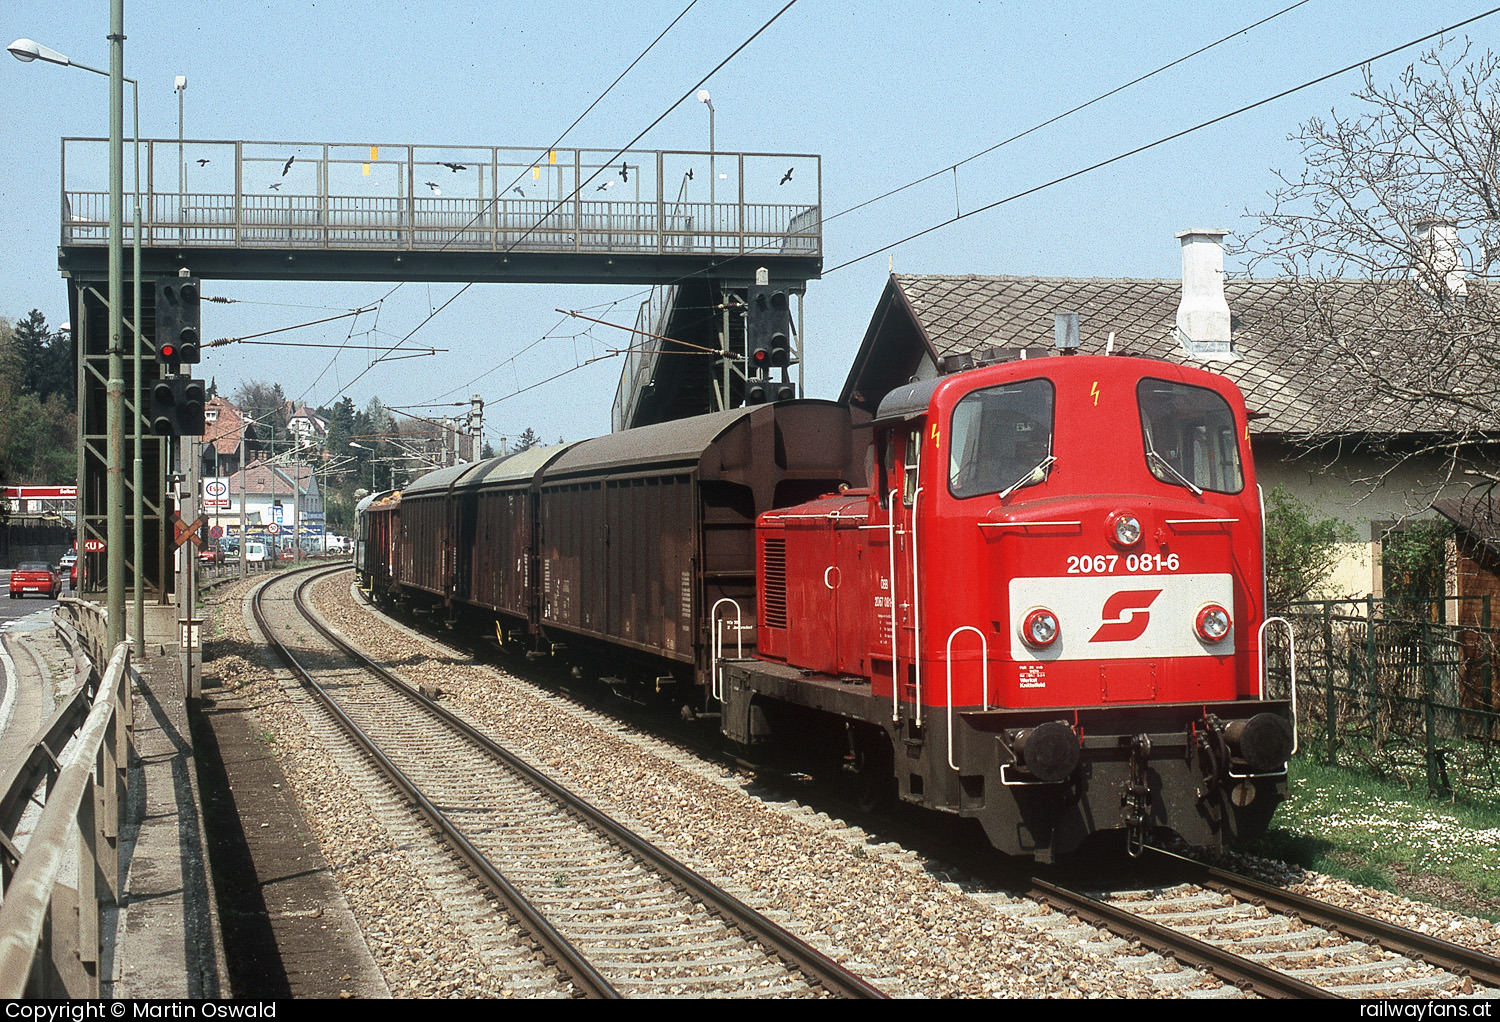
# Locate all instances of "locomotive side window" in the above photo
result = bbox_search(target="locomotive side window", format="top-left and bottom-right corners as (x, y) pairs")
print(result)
(947, 379), (1055, 499)
(1137, 379), (1244, 494)
(903, 426), (922, 507)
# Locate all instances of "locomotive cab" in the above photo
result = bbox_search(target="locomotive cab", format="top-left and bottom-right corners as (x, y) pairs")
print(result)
(733, 355), (1294, 860)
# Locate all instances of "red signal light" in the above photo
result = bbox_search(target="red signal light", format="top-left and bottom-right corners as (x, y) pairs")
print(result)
(161, 344), (175, 358)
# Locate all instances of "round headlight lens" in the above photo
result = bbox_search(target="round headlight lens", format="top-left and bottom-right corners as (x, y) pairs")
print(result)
(1196, 604), (1232, 642)
(1112, 513), (1142, 546)
(1023, 608), (1060, 648)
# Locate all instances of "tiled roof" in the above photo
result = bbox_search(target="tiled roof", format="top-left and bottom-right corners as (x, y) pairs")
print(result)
(1435, 496), (1500, 560)
(229, 460), (314, 496)
(860, 274), (1500, 437)
(204, 396), (244, 457)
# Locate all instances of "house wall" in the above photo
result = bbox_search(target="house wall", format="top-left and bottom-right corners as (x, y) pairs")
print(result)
(1254, 440), (1463, 600)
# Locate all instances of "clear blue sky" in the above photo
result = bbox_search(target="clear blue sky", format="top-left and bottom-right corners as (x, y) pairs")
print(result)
(2, 1), (1495, 449)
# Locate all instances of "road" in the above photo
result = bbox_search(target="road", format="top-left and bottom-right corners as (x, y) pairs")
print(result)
(0, 570), (72, 757)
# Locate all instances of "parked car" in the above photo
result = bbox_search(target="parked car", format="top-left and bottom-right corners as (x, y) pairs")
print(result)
(9, 562), (60, 600)
(57, 551), (77, 575)
(199, 544), (225, 565)
(70, 561), (78, 589)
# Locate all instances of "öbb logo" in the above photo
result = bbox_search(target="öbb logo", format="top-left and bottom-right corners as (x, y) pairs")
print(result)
(1089, 589), (1163, 643)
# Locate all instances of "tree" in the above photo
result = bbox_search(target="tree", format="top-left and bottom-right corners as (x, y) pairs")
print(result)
(512, 427), (539, 452)
(1242, 41), (1500, 492)
(233, 380), (289, 455)
(1381, 520), (1451, 621)
(1264, 487), (1357, 608)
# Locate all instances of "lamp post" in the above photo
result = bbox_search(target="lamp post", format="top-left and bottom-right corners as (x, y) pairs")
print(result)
(350, 442), (375, 491)
(175, 75), (186, 243)
(235, 411), (268, 579)
(11, 22), (138, 653)
(696, 89), (715, 218)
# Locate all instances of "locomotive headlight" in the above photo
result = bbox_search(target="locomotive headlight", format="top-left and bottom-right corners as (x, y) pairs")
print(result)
(1022, 608), (1059, 648)
(1108, 511), (1142, 547)
(1195, 603), (1232, 642)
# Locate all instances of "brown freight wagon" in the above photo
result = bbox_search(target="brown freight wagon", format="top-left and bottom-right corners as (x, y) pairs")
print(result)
(532, 401), (861, 688)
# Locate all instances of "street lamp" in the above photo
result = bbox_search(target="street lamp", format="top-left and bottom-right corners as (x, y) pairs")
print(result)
(349, 441), (376, 490)
(175, 75), (186, 242)
(696, 89), (715, 217)
(11, 28), (141, 654)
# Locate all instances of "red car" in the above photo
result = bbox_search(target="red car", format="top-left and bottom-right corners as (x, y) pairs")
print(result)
(9, 562), (60, 600)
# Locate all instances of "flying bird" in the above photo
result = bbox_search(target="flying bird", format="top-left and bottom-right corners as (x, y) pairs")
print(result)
(268, 182), (282, 191)
(619, 161), (628, 182)
(282, 155), (294, 176)
(425, 181), (442, 195)
(441, 162), (467, 173)
(780, 167), (793, 185)
(510, 187), (525, 197)
(685, 168), (693, 181)
(196, 158), (210, 167)
(595, 179), (615, 192)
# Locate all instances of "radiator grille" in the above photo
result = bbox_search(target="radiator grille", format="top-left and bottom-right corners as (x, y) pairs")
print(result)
(762, 538), (787, 629)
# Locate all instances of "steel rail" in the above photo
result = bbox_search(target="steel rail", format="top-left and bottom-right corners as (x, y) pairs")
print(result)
(250, 565), (620, 999)
(1029, 877), (1337, 999)
(1147, 847), (1500, 988)
(295, 565), (886, 1000)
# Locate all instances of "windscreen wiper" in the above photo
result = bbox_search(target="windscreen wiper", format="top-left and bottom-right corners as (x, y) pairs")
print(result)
(1145, 445), (1203, 496)
(998, 455), (1056, 499)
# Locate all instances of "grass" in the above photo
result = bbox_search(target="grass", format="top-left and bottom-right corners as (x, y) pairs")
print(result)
(1246, 756), (1500, 919)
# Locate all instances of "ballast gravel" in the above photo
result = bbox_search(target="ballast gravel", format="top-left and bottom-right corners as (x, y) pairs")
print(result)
(201, 568), (1500, 998)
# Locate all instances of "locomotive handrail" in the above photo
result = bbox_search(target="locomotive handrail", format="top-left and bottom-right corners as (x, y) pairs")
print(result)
(975, 520), (1081, 529)
(945, 627), (989, 771)
(911, 485), (924, 727)
(1257, 616), (1299, 758)
(1164, 517), (1239, 526)
(887, 489), (901, 725)
(710, 598), (743, 703)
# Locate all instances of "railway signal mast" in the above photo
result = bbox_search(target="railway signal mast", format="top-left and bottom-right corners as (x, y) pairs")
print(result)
(150, 272), (207, 437)
(744, 267), (796, 404)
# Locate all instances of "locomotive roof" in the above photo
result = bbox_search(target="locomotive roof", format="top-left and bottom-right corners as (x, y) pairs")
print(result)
(873, 378), (944, 423)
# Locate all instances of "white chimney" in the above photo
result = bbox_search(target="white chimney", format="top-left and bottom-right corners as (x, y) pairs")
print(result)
(1175, 228), (1234, 360)
(1412, 219), (1466, 298)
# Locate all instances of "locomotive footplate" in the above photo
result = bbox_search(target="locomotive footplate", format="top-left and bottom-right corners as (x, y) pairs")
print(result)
(953, 701), (1293, 858)
(720, 656), (1292, 859)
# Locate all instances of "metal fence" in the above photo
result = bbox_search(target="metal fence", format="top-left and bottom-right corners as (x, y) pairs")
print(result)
(0, 603), (132, 997)
(1280, 597), (1500, 802)
(61, 139), (823, 260)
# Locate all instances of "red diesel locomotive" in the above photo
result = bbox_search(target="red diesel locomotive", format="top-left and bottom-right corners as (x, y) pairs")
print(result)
(357, 353), (1295, 861)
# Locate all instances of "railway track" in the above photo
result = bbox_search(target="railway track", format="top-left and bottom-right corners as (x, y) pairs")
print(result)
(1032, 849), (1500, 999)
(251, 564), (885, 999)
(319, 567), (1500, 999)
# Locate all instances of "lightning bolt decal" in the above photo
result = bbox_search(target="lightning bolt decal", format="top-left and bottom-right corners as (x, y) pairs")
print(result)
(1090, 381), (1100, 407)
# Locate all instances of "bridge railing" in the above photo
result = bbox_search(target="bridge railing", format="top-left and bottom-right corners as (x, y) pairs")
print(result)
(61, 139), (822, 260)
(0, 620), (131, 998)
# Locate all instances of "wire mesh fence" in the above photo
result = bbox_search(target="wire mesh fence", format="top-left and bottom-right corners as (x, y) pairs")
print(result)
(1276, 596), (1500, 804)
